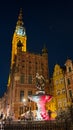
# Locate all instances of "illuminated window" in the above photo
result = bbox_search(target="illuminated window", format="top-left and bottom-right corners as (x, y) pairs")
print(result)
(62, 88), (65, 93)
(28, 90), (32, 102)
(63, 99), (67, 107)
(60, 78), (64, 84)
(56, 90), (60, 95)
(56, 71), (60, 75)
(20, 90), (24, 102)
(58, 102), (62, 108)
(55, 80), (59, 85)
(19, 107), (23, 115)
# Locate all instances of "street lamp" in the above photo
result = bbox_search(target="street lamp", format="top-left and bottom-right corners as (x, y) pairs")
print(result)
(22, 98), (26, 104)
(22, 98), (34, 120)
(22, 98), (28, 113)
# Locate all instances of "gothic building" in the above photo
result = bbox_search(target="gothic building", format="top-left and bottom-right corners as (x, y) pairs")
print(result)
(5, 9), (50, 119)
(1, 9), (73, 120)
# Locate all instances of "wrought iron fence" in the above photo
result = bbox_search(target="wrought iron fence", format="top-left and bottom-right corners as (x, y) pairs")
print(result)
(1, 120), (73, 130)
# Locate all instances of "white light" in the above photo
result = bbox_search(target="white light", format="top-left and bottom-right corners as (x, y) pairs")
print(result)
(22, 98), (26, 102)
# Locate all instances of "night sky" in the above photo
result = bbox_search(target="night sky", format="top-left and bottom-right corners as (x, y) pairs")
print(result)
(0, 0), (73, 97)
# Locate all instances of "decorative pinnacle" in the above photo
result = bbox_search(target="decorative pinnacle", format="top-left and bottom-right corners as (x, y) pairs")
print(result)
(16, 8), (24, 26)
(42, 44), (48, 53)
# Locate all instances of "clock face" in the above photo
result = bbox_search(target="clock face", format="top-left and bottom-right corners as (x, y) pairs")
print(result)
(16, 27), (25, 36)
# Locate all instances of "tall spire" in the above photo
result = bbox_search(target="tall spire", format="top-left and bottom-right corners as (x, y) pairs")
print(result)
(11, 8), (27, 68)
(16, 8), (24, 26)
(42, 44), (48, 54)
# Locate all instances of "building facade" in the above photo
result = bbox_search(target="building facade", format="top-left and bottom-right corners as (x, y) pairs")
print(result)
(2, 9), (73, 120)
(53, 64), (67, 111)
(4, 9), (50, 119)
(64, 59), (73, 104)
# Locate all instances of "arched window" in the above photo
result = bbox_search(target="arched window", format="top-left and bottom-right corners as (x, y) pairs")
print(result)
(69, 67), (71, 72)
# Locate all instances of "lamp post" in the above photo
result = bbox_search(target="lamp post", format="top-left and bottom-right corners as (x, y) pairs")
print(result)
(22, 98), (27, 113)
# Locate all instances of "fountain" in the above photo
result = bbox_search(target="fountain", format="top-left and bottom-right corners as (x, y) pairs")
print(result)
(28, 73), (52, 120)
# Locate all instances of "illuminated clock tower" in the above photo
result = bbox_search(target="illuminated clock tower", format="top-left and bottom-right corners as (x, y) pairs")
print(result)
(11, 9), (27, 67)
